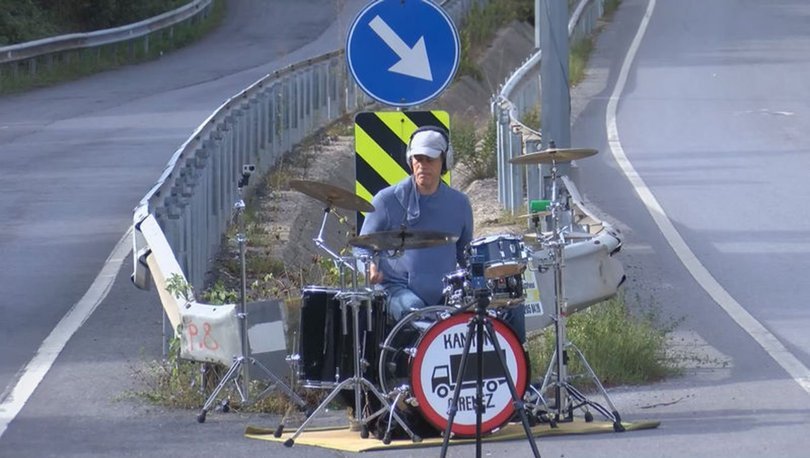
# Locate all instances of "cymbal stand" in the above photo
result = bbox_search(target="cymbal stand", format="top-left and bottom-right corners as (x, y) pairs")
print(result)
(439, 291), (541, 458)
(283, 282), (421, 447)
(532, 161), (624, 432)
(314, 205), (357, 272)
(198, 167), (306, 424)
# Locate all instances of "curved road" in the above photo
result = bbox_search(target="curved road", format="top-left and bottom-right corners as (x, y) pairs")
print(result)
(570, 0), (810, 456)
(2, 0), (810, 457)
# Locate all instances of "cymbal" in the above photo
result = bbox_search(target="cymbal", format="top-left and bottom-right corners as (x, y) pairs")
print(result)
(509, 147), (598, 165)
(290, 179), (374, 212)
(516, 211), (551, 219)
(349, 230), (458, 251)
(522, 232), (551, 241)
(523, 231), (594, 241)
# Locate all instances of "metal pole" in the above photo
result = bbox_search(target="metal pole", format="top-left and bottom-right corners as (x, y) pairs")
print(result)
(540, 0), (572, 198)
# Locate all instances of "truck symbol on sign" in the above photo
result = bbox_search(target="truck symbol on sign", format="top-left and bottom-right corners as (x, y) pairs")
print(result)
(431, 349), (507, 398)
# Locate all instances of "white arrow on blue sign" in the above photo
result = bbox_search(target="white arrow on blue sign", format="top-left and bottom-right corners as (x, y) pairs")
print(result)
(346, 0), (460, 108)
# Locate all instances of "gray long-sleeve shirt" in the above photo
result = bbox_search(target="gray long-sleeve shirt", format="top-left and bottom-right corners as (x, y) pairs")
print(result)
(359, 176), (474, 305)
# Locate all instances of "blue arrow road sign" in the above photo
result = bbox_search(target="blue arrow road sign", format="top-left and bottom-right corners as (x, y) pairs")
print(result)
(346, 0), (460, 108)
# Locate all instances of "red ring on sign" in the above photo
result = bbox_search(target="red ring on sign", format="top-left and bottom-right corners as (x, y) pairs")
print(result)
(410, 312), (527, 437)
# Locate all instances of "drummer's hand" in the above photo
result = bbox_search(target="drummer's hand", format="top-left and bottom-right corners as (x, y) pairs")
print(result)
(369, 262), (383, 284)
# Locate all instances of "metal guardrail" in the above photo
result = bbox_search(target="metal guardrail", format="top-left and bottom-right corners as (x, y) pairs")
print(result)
(131, 0), (488, 292)
(133, 51), (370, 291)
(0, 0), (213, 88)
(492, 0), (606, 213)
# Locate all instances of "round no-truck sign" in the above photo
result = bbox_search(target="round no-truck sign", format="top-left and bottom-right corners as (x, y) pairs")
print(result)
(346, 0), (460, 107)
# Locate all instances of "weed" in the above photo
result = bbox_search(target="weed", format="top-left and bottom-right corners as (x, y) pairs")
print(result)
(526, 293), (681, 389)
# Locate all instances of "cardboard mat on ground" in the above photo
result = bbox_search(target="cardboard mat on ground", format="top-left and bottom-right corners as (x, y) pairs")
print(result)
(245, 419), (660, 452)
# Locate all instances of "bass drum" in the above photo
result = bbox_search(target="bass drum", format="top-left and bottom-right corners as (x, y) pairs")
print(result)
(376, 306), (456, 438)
(378, 308), (529, 438)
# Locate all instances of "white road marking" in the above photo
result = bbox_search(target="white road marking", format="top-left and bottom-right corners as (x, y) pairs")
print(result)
(0, 228), (131, 439)
(605, 0), (810, 395)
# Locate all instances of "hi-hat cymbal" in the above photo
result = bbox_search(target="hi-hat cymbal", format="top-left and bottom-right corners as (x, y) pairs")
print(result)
(290, 179), (374, 212)
(516, 211), (551, 219)
(349, 230), (458, 252)
(524, 230), (595, 241)
(509, 147), (598, 165)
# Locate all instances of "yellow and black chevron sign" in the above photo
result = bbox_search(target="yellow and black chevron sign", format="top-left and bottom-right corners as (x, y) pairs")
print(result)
(354, 110), (450, 229)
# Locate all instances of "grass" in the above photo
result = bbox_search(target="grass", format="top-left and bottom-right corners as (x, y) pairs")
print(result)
(526, 294), (681, 388)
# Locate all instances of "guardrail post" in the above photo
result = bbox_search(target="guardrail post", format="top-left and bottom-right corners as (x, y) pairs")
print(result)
(525, 138), (541, 209)
(508, 128), (523, 212)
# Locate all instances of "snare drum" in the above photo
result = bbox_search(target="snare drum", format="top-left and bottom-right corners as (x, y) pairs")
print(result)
(297, 286), (387, 388)
(468, 234), (527, 279)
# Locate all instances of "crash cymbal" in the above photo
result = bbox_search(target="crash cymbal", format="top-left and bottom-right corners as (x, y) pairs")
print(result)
(509, 147), (598, 165)
(290, 179), (374, 212)
(516, 211), (551, 219)
(348, 230), (458, 252)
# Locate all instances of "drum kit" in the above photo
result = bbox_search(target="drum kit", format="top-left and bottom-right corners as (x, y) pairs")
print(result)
(275, 145), (623, 452)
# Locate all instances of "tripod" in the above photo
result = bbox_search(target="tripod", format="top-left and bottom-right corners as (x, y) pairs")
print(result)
(531, 161), (624, 432)
(439, 292), (541, 458)
(197, 167), (307, 425)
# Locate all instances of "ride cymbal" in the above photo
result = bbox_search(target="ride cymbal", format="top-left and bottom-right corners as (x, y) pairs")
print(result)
(509, 147), (598, 165)
(290, 179), (374, 212)
(348, 230), (457, 251)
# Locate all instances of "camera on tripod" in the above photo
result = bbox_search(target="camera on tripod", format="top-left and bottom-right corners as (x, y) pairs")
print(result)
(468, 253), (488, 294)
(238, 163), (256, 188)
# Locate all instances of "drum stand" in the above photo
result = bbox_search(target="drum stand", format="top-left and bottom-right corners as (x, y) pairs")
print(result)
(197, 168), (307, 424)
(531, 162), (624, 432)
(283, 286), (421, 447)
(283, 235), (420, 447)
(439, 291), (541, 458)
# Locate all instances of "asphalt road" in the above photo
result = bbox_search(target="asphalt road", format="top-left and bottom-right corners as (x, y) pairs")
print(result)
(2, 0), (810, 457)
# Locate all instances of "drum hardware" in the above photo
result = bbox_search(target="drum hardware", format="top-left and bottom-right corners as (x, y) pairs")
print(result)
(516, 211), (552, 219)
(290, 179), (371, 274)
(437, 282), (541, 458)
(198, 166), (307, 425)
(284, 288), (422, 447)
(510, 150), (624, 432)
(285, 179), (427, 444)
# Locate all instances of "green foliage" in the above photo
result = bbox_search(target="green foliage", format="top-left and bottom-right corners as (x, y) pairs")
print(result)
(604, 0), (622, 17)
(521, 105), (541, 131)
(131, 337), (207, 408)
(0, 0), (59, 45)
(0, 0), (225, 94)
(457, 0), (533, 80)
(165, 273), (193, 302)
(569, 36), (594, 87)
(200, 279), (238, 305)
(0, 0), (189, 44)
(526, 294), (681, 388)
(452, 118), (497, 181)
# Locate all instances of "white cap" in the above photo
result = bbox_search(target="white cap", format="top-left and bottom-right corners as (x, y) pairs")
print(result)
(407, 129), (447, 160)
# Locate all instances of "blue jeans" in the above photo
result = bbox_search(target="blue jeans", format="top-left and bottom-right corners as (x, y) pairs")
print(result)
(385, 284), (428, 322)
